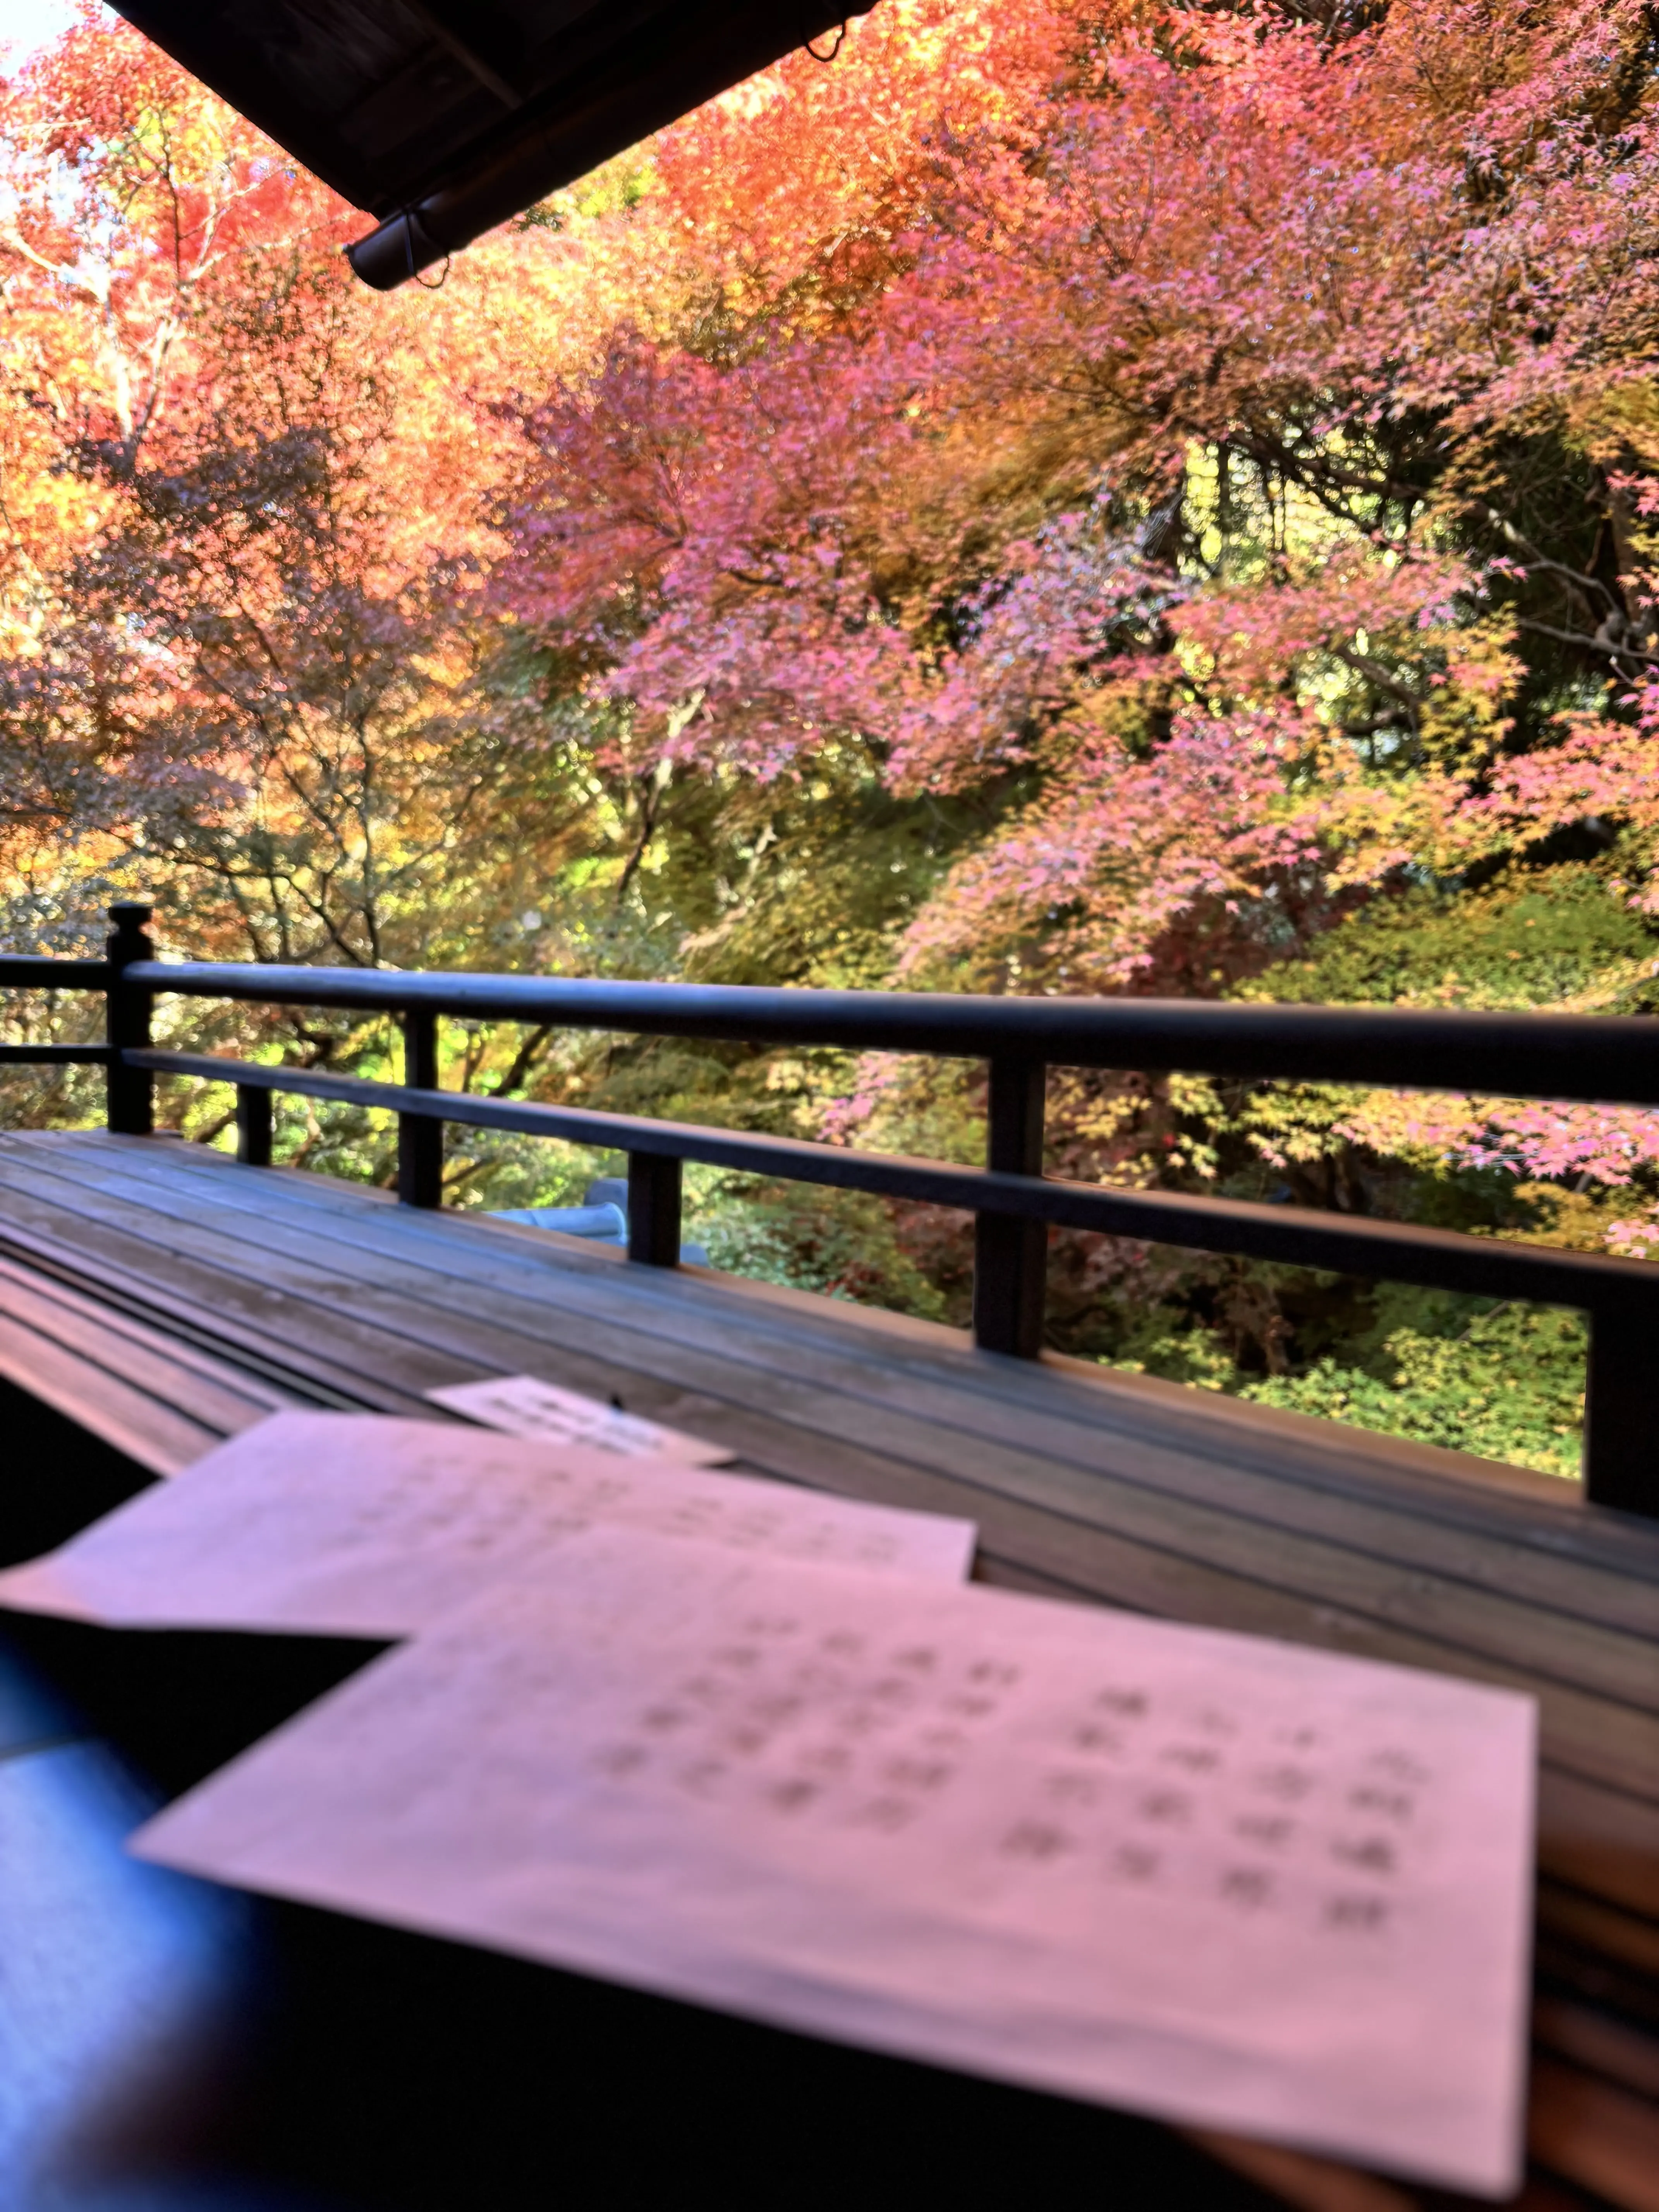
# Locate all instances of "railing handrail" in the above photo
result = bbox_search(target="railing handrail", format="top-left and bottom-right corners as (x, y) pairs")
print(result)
(0, 1044), (110, 1065)
(122, 960), (1659, 1105)
(3, 906), (1657, 1515)
(0, 957), (110, 989)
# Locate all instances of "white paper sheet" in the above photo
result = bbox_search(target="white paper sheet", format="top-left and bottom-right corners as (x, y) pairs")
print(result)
(426, 1374), (735, 1464)
(0, 1411), (975, 1635)
(132, 1527), (1534, 2193)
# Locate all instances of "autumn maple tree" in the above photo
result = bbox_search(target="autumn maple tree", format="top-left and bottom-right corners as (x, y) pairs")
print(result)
(5, 0), (1659, 1467)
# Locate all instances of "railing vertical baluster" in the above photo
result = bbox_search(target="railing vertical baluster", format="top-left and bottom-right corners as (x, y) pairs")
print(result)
(1583, 1297), (1658, 1513)
(105, 902), (155, 1136)
(237, 1084), (273, 1167)
(397, 1010), (443, 1208)
(628, 1152), (682, 1266)
(972, 1055), (1048, 1358)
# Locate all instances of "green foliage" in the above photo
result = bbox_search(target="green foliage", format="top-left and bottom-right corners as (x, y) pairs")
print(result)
(1117, 1286), (1586, 1479)
(692, 1175), (948, 1320)
(1238, 1300), (1587, 1481)
(1247, 867), (1659, 1015)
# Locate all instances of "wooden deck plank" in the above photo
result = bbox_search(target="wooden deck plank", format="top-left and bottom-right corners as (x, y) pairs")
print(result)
(1534, 1997), (1659, 2102)
(0, 1312), (221, 1475)
(0, 1214), (380, 1414)
(0, 1258), (292, 1439)
(11, 1142), (1659, 1761)
(0, 1239), (296, 1473)
(1527, 2056), (1659, 2212)
(165, 1239), (1659, 1667)
(53, 1133), (1657, 1596)
(1528, 1768), (1659, 1921)
(0, 1170), (473, 1414)
(0, 1217), (432, 1416)
(20, 1138), (1640, 1577)
(10, 1153), (1489, 1633)
(67, 1128), (1613, 1542)
(22, 1141), (1659, 1672)
(1537, 1879), (1659, 1980)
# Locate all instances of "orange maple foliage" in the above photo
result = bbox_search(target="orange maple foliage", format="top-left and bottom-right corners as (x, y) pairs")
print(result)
(6, 0), (1659, 1198)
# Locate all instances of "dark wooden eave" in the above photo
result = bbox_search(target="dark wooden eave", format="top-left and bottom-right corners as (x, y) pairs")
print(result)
(110, 0), (859, 289)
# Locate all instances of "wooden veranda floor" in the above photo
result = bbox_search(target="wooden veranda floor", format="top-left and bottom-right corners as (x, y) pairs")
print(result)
(0, 1127), (1655, 2211)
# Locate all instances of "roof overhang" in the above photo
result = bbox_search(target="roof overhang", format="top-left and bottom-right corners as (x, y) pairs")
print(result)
(111, 1), (860, 290)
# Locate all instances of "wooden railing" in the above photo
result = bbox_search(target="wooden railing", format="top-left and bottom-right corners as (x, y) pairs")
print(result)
(4, 901), (1658, 1516)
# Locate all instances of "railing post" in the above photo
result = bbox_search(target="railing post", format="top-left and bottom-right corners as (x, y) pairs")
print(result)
(236, 1084), (273, 1167)
(628, 1152), (682, 1266)
(1583, 1297), (1659, 1514)
(105, 902), (155, 1136)
(973, 1056), (1047, 1358)
(397, 1010), (443, 1208)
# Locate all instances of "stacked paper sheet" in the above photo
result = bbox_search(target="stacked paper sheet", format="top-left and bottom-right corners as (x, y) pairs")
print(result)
(0, 1406), (1537, 2193)
(426, 1372), (738, 1462)
(0, 1410), (977, 1635)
